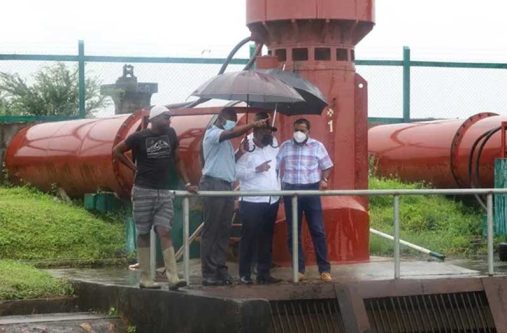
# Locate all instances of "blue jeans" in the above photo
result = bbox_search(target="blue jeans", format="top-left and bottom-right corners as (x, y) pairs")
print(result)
(283, 182), (331, 273)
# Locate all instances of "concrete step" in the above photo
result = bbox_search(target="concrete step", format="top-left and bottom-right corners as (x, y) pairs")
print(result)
(0, 312), (127, 333)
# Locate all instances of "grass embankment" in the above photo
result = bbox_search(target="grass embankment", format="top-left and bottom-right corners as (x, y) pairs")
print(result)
(0, 186), (126, 300)
(369, 177), (484, 257)
(0, 186), (125, 265)
(0, 260), (73, 300)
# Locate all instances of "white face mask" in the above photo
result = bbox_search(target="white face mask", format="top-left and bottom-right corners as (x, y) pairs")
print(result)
(293, 131), (307, 144)
(223, 120), (236, 131)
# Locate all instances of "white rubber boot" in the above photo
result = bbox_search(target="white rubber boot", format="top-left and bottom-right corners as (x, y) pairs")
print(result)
(163, 247), (187, 290)
(138, 246), (160, 289)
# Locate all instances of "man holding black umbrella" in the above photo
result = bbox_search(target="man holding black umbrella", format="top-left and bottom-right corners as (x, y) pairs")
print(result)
(236, 112), (282, 285)
(200, 107), (268, 286)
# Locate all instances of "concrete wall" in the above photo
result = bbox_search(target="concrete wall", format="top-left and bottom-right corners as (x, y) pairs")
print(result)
(0, 122), (31, 181)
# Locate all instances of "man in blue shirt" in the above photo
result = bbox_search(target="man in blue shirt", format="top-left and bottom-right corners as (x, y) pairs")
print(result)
(200, 107), (267, 286)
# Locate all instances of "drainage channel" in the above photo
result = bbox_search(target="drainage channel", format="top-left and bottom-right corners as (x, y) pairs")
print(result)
(270, 298), (345, 333)
(364, 291), (496, 332)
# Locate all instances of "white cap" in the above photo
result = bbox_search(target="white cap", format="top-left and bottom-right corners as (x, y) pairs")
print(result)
(149, 105), (173, 120)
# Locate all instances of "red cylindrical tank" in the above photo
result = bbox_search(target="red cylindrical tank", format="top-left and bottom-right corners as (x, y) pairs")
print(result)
(5, 110), (215, 198)
(368, 113), (504, 188)
(247, 0), (375, 263)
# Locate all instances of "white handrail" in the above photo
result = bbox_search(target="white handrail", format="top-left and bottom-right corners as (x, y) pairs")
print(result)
(166, 188), (500, 284)
(173, 188), (507, 197)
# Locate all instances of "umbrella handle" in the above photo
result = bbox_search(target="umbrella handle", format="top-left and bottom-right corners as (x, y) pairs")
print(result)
(272, 105), (277, 127)
(246, 95), (249, 123)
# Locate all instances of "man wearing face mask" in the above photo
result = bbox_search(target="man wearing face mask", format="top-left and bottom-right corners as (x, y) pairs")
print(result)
(200, 107), (268, 286)
(236, 112), (282, 285)
(276, 118), (334, 282)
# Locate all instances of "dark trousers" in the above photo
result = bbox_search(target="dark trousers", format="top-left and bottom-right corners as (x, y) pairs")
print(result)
(238, 200), (279, 278)
(283, 182), (331, 274)
(200, 176), (234, 280)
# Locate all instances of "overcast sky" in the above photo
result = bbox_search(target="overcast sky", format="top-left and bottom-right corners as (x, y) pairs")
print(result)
(2, 0), (507, 61)
(1, 0), (506, 119)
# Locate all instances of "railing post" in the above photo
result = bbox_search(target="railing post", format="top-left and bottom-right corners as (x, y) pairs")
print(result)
(292, 195), (299, 283)
(403, 46), (411, 122)
(150, 228), (156, 280)
(487, 193), (494, 276)
(182, 196), (190, 284)
(393, 195), (401, 279)
(78, 40), (86, 118)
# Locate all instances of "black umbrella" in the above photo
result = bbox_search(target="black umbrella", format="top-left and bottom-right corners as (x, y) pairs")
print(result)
(252, 69), (328, 115)
(190, 70), (304, 104)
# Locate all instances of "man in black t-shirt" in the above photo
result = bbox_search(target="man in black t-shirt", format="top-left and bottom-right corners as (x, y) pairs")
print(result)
(114, 105), (197, 290)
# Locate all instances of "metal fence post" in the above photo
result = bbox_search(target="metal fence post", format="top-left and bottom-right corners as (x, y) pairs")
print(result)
(78, 40), (86, 118)
(182, 196), (190, 284)
(292, 195), (299, 283)
(487, 193), (494, 276)
(403, 46), (411, 122)
(393, 195), (401, 279)
(150, 228), (156, 280)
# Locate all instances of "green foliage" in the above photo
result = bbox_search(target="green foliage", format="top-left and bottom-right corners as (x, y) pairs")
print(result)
(0, 186), (125, 264)
(369, 176), (483, 256)
(0, 260), (73, 300)
(0, 90), (10, 115)
(0, 62), (108, 117)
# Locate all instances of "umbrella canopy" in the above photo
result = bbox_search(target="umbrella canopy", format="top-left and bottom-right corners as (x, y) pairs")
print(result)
(251, 69), (328, 115)
(191, 70), (304, 104)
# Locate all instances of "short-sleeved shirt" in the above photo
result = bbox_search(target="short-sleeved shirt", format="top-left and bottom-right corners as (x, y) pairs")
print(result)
(276, 137), (333, 185)
(236, 135), (280, 203)
(125, 128), (179, 190)
(202, 125), (235, 183)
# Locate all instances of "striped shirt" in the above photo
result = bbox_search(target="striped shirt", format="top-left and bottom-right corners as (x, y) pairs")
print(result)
(276, 137), (333, 185)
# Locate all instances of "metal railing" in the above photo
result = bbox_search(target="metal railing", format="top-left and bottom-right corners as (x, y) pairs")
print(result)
(165, 188), (507, 285)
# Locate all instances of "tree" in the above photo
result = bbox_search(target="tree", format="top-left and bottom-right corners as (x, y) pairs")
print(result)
(0, 91), (10, 116)
(0, 62), (108, 117)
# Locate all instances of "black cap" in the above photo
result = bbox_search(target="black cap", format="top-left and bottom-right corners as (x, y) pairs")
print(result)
(255, 112), (277, 132)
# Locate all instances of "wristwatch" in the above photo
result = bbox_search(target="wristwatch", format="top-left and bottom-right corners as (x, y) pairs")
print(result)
(184, 182), (192, 187)
(321, 177), (328, 182)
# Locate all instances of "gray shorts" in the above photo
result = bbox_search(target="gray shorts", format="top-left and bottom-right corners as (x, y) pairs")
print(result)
(131, 186), (174, 235)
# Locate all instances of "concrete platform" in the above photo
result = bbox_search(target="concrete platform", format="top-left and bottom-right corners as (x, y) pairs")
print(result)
(48, 259), (507, 332)
(49, 256), (482, 293)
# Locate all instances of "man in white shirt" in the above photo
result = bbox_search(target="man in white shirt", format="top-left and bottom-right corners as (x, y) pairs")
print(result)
(236, 112), (282, 284)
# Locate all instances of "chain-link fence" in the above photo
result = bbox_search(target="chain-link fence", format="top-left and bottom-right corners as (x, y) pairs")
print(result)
(410, 66), (507, 119)
(86, 62), (246, 117)
(1, 43), (506, 122)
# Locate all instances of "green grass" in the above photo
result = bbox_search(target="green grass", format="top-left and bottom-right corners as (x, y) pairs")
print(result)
(369, 176), (484, 257)
(0, 186), (125, 265)
(0, 260), (73, 300)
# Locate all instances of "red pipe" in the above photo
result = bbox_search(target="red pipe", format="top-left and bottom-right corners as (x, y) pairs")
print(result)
(368, 113), (505, 188)
(5, 110), (214, 198)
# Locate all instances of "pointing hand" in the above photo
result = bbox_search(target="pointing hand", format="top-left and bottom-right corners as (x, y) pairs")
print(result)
(255, 160), (271, 173)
